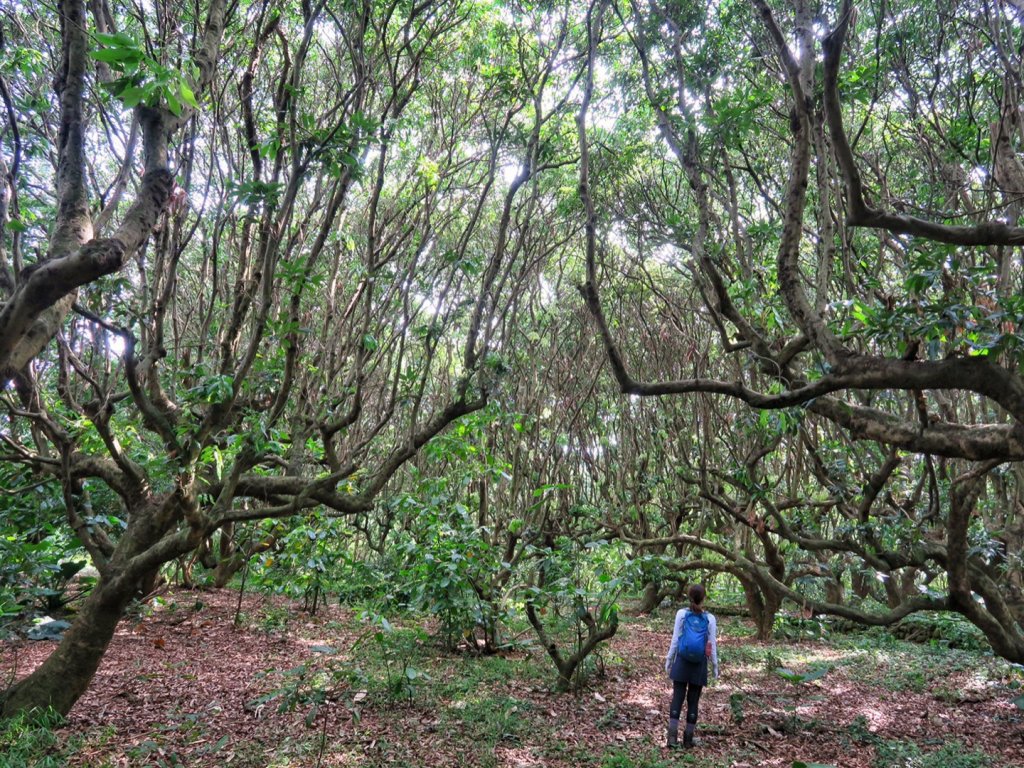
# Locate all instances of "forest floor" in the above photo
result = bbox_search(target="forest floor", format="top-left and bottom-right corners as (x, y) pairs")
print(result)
(2, 588), (1023, 767)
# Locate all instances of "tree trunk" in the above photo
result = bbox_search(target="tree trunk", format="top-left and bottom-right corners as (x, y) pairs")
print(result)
(525, 599), (619, 692)
(825, 574), (844, 605)
(883, 569), (903, 608)
(211, 526), (278, 588)
(213, 554), (246, 588)
(742, 584), (765, 638)
(637, 580), (662, 613)
(757, 591), (781, 640)
(2, 489), (196, 718)
(1, 578), (135, 716)
(851, 568), (872, 599)
(737, 574), (777, 640)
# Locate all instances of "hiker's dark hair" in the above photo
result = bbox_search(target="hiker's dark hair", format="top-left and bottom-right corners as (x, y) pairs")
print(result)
(688, 583), (706, 611)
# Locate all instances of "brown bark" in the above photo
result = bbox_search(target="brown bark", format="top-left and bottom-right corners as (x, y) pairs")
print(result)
(0, 583), (131, 716)
(637, 580), (662, 614)
(0, 489), (197, 717)
(525, 598), (619, 692)
(0, 0), (226, 374)
(822, 0), (1024, 247)
(737, 572), (778, 641)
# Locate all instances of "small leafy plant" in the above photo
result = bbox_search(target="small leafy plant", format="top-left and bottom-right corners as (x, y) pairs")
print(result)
(775, 665), (831, 684)
(729, 692), (745, 724)
(353, 613), (430, 703)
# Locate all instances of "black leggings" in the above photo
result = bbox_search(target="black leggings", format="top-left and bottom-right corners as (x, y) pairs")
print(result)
(670, 680), (703, 724)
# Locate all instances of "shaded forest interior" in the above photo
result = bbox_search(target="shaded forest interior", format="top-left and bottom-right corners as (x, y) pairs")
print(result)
(2, 0), (1024, 765)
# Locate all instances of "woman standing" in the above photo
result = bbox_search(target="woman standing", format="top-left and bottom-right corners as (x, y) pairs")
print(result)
(664, 583), (719, 748)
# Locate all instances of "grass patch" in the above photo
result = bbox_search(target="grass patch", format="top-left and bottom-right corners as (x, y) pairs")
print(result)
(874, 739), (993, 768)
(432, 652), (531, 697)
(816, 626), (1012, 694)
(0, 708), (84, 768)
(539, 738), (600, 764)
(598, 744), (732, 767)
(599, 746), (674, 768)
(441, 693), (533, 747)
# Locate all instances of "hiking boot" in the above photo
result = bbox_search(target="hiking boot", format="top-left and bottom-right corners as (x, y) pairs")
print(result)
(682, 731), (694, 748)
(666, 722), (679, 748)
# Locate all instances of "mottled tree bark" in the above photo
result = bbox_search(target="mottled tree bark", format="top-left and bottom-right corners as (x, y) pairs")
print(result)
(1, 578), (136, 716)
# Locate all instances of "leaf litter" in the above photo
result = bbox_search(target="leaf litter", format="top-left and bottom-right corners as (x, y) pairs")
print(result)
(1, 589), (1022, 767)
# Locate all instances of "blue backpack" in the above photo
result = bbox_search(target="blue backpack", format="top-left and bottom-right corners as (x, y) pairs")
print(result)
(677, 610), (709, 663)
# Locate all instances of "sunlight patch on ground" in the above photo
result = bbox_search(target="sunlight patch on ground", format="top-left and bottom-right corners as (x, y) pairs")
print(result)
(727, 663), (766, 678)
(620, 681), (661, 713)
(861, 705), (895, 732)
(781, 646), (859, 665)
(329, 747), (372, 766)
(496, 746), (545, 767)
(818, 680), (854, 698)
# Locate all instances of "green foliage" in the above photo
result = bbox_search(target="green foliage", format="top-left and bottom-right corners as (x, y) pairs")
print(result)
(249, 658), (341, 726)
(599, 748), (674, 768)
(729, 692), (745, 724)
(873, 740), (993, 768)
(774, 613), (829, 641)
(351, 613), (431, 703)
(839, 250), (1024, 363)
(443, 694), (531, 746)
(828, 628), (1017, 700)
(0, 708), (73, 768)
(224, 179), (285, 209)
(845, 714), (877, 746)
(433, 652), (527, 697)
(775, 665), (831, 685)
(0, 468), (91, 628)
(253, 604), (291, 636)
(2, 0), (1023, 741)
(89, 32), (199, 116)
(124, 710), (231, 767)
(245, 513), (353, 612)
(184, 374), (234, 406)
(892, 612), (990, 652)
(332, 556), (388, 605)
(396, 490), (509, 650)
(775, 710), (823, 736)
(762, 650), (784, 675)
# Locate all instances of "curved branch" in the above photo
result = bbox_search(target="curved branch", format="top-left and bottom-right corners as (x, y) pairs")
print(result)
(811, 397), (1024, 460)
(738, 555), (948, 625)
(0, 0), (230, 373)
(752, 0), (843, 361)
(823, 0), (1024, 246)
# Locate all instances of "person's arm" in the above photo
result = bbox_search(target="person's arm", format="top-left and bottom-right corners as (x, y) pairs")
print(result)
(708, 613), (720, 678)
(665, 609), (686, 673)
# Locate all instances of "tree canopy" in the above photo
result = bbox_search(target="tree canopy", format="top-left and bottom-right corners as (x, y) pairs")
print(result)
(1, 0), (1023, 719)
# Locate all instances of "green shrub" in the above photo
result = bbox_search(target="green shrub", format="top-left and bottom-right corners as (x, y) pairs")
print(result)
(845, 714), (877, 745)
(892, 613), (990, 652)
(352, 614), (431, 703)
(729, 692), (745, 724)
(774, 613), (828, 640)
